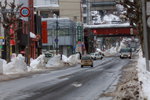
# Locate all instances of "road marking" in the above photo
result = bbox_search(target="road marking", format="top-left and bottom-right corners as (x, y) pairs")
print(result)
(72, 82), (82, 87)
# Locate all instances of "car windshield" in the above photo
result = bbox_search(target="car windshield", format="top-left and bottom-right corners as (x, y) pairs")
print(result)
(81, 56), (91, 60)
(120, 48), (131, 52)
(90, 53), (94, 55)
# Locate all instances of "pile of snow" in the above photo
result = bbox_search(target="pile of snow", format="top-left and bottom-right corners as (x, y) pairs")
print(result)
(95, 38), (133, 57)
(137, 51), (150, 100)
(46, 54), (80, 68)
(91, 11), (99, 16)
(103, 14), (120, 23)
(116, 4), (124, 12)
(67, 54), (80, 66)
(96, 48), (104, 54)
(46, 55), (67, 68)
(29, 54), (45, 71)
(117, 38), (127, 52)
(0, 53), (80, 74)
(3, 54), (27, 74)
(91, 12), (121, 25)
(104, 47), (118, 56)
(103, 14), (120, 24)
(0, 59), (3, 74)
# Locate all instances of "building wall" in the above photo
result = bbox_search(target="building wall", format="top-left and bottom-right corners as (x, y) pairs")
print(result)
(90, 0), (116, 11)
(34, 0), (82, 22)
(59, 0), (81, 22)
(34, 0), (59, 6)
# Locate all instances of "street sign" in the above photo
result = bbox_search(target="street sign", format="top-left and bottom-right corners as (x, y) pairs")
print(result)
(55, 38), (58, 43)
(77, 25), (83, 41)
(20, 7), (30, 17)
(0, 46), (2, 49)
(0, 37), (4, 39)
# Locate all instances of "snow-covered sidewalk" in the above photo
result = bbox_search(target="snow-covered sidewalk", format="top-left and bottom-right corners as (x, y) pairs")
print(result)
(137, 52), (150, 100)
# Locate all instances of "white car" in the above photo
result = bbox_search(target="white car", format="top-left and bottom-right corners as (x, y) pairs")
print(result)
(90, 52), (103, 60)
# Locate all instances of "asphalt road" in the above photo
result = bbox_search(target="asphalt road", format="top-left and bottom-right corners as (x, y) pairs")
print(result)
(0, 57), (130, 100)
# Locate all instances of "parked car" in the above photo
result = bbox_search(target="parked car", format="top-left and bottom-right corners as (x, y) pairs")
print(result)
(44, 52), (53, 63)
(81, 55), (93, 68)
(90, 52), (103, 60)
(120, 48), (132, 59)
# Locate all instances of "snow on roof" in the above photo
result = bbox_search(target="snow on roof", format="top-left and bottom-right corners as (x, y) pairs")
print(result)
(103, 14), (120, 22)
(84, 23), (131, 28)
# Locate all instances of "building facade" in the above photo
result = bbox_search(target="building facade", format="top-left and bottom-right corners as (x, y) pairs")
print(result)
(34, 0), (82, 22)
(81, 0), (116, 24)
(34, 0), (83, 56)
(42, 18), (77, 56)
(90, 0), (116, 11)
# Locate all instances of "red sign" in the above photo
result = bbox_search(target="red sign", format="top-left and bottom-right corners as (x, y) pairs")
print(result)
(10, 25), (16, 45)
(92, 27), (132, 35)
(20, 7), (30, 17)
(42, 21), (48, 43)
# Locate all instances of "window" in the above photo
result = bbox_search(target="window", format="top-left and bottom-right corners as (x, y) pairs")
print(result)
(34, 0), (59, 6)
(82, 0), (86, 4)
(48, 28), (69, 36)
(83, 17), (87, 23)
(58, 28), (69, 36)
(83, 7), (86, 14)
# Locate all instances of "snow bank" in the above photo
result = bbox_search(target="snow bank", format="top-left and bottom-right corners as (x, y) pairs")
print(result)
(104, 47), (118, 56)
(0, 59), (3, 74)
(46, 54), (80, 68)
(46, 55), (66, 68)
(3, 54), (27, 74)
(116, 38), (129, 52)
(137, 51), (150, 100)
(96, 48), (104, 54)
(67, 54), (80, 66)
(29, 54), (45, 71)
(103, 14), (120, 23)
(0, 53), (80, 74)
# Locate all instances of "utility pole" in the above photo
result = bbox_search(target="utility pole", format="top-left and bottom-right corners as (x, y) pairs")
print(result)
(56, 16), (59, 55)
(28, 0), (36, 58)
(86, 0), (90, 25)
(142, 0), (150, 71)
(27, 18), (31, 65)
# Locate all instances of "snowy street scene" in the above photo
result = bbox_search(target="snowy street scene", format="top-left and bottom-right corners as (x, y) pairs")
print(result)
(0, 0), (150, 100)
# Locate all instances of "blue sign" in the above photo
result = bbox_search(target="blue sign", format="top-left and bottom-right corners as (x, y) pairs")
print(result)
(55, 38), (58, 43)
(20, 7), (30, 17)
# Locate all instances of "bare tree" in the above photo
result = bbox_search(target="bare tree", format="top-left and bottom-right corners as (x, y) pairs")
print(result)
(0, 0), (23, 62)
(117, 0), (144, 51)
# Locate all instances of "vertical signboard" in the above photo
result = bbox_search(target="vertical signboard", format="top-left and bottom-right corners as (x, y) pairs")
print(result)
(77, 26), (83, 41)
(42, 21), (48, 43)
(10, 25), (15, 45)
